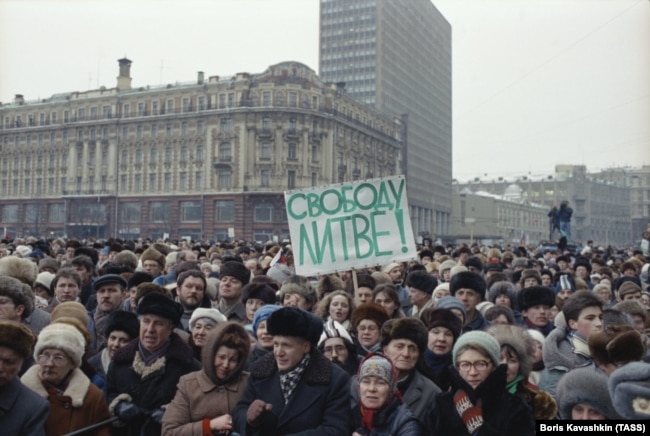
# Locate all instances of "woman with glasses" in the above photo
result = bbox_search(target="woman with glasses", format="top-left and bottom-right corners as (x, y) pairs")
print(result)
(429, 331), (535, 435)
(21, 323), (111, 436)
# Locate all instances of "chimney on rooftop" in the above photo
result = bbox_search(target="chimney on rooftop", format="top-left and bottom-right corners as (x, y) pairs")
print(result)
(197, 71), (204, 85)
(15, 94), (24, 105)
(117, 58), (133, 90)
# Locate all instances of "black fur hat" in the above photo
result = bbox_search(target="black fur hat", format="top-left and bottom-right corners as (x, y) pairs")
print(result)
(380, 318), (428, 354)
(241, 283), (277, 305)
(137, 292), (183, 326)
(103, 310), (139, 340)
(450, 271), (486, 300)
(518, 285), (555, 311)
(267, 307), (323, 346)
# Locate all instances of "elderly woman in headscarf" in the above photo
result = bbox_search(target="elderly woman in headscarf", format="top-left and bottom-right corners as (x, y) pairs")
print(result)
(351, 354), (421, 436)
(189, 308), (227, 360)
(21, 323), (111, 436)
(162, 322), (251, 435)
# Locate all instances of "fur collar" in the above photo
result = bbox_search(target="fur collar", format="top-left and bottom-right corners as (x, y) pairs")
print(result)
(251, 348), (332, 384)
(21, 366), (90, 408)
(542, 323), (591, 369)
(112, 332), (194, 367)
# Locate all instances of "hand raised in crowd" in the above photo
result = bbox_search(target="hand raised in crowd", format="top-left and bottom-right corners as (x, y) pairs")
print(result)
(246, 399), (273, 426)
(210, 413), (234, 433)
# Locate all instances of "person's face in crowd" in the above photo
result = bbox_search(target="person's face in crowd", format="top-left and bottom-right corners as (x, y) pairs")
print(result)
(575, 266), (589, 280)
(245, 298), (265, 323)
(37, 348), (75, 386)
(568, 306), (603, 337)
(632, 315), (646, 334)
(33, 285), (51, 302)
(273, 335), (310, 372)
(96, 283), (125, 313)
(408, 287), (429, 308)
(357, 319), (381, 350)
(178, 276), (205, 310)
(387, 267), (402, 283)
(432, 288), (450, 306)
(499, 348), (520, 383)
(143, 260), (162, 277)
(421, 255), (432, 264)
(213, 345), (239, 381)
(322, 337), (349, 365)
(128, 286), (137, 309)
(454, 288), (481, 315)
(490, 314), (510, 325)
(0, 295), (24, 322)
(339, 270), (352, 283)
(192, 319), (216, 347)
(283, 293), (309, 310)
(523, 304), (550, 328)
(219, 275), (244, 300)
(383, 338), (418, 377)
(374, 292), (397, 317)
(456, 348), (493, 389)
(494, 293), (511, 308)
(594, 287), (611, 303)
(329, 295), (350, 324)
(0, 346), (23, 387)
(65, 247), (75, 260)
(427, 326), (454, 355)
(556, 288), (573, 301)
(54, 277), (80, 302)
(622, 290), (642, 301)
(139, 313), (173, 353)
(557, 260), (568, 271)
(641, 293), (650, 309)
(548, 305), (559, 322)
(256, 320), (273, 349)
(600, 277), (612, 288)
(72, 265), (91, 284)
(356, 287), (373, 305)
(107, 330), (132, 359)
(450, 308), (465, 324)
(212, 258), (222, 266)
(530, 340), (543, 366)
(571, 403), (605, 420)
(523, 277), (538, 288)
(623, 268), (637, 277)
(98, 252), (108, 264)
(442, 269), (451, 282)
(359, 375), (391, 409)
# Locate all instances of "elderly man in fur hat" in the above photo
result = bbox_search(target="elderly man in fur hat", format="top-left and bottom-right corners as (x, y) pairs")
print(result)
(140, 247), (166, 279)
(450, 271), (489, 332)
(233, 307), (350, 435)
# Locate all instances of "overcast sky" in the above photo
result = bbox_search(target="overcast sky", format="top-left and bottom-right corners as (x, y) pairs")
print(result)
(1, 0), (648, 180)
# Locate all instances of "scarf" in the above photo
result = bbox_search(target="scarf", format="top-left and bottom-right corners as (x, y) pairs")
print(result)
(279, 353), (310, 404)
(138, 339), (171, 366)
(360, 404), (378, 430)
(568, 330), (591, 358)
(505, 374), (524, 394)
(423, 348), (451, 376)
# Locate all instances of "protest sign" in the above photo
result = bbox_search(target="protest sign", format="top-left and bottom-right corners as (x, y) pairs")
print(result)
(285, 175), (418, 276)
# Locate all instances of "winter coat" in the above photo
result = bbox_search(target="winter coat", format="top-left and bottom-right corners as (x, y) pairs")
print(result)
(351, 396), (421, 436)
(232, 348), (350, 435)
(21, 366), (111, 436)
(106, 332), (201, 436)
(512, 379), (558, 421)
(463, 310), (490, 333)
(558, 205), (573, 223)
(430, 365), (535, 436)
(0, 376), (49, 436)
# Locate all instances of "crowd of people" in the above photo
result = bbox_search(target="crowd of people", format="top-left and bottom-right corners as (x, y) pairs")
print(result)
(0, 235), (649, 435)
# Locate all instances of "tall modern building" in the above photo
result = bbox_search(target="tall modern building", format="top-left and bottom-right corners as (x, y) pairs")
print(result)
(319, 0), (452, 240)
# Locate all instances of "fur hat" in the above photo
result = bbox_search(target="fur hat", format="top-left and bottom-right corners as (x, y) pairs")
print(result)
(103, 310), (139, 340)
(278, 275), (317, 306)
(520, 269), (542, 287)
(319, 319), (354, 347)
(518, 286), (555, 311)
(436, 296), (467, 323)
(189, 308), (227, 330)
(140, 247), (166, 268)
(0, 256), (38, 286)
(450, 271), (486, 300)
(241, 283), (277, 305)
(113, 250), (138, 271)
(93, 274), (127, 291)
(34, 323), (86, 367)
(618, 281), (642, 299)
(358, 353), (397, 393)
(614, 300), (648, 324)
(588, 327), (645, 366)
(137, 292), (183, 326)
(465, 256), (484, 273)
(51, 301), (89, 327)
(220, 261), (251, 285)
(432, 282), (450, 300)
(252, 304), (281, 337)
(405, 270), (438, 295)
(608, 361), (650, 419)
(38, 257), (60, 273)
(438, 259), (457, 274)
(265, 264), (293, 285)
(52, 316), (91, 346)
(0, 320), (36, 360)
(382, 263), (401, 274)
(487, 281), (518, 305)
(35, 272), (55, 294)
(453, 330), (501, 368)
(488, 325), (533, 377)
(420, 307), (462, 340)
(484, 259), (503, 273)
(351, 303), (390, 330)
(267, 307), (323, 346)
(449, 265), (468, 279)
(316, 274), (346, 299)
(557, 367), (620, 419)
(127, 271), (154, 289)
(134, 282), (172, 305)
(0, 276), (33, 318)
(380, 318), (428, 354)
(573, 257), (592, 274)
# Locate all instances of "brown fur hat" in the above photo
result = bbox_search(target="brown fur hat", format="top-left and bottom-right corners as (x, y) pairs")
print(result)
(588, 326), (645, 366)
(351, 303), (390, 330)
(0, 320), (36, 359)
(488, 324), (534, 377)
(113, 250), (138, 271)
(614, 300), (648, 324)
(380, 317), (428, 354)
(51, 301), (90, 327)
(52, 316), (92, 346)
(140, 247), (166, 268)
(134, 282), (173, 305)
(278, 275), (317, 307)
(420, 307), (462, 340)
(38, 257), (60, 273)
(519, 269), (542, 287)
(316, 274), (346, 300)
(0, 256), (38, 286)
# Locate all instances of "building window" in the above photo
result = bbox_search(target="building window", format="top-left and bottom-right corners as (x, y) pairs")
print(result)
(262, 92), (271, 106)
(101, 175), (107, 191)
(121, 150), (128, 165)
(253, 230), (274, 242)
(227, 93), (234, 108)
(150, 201), (170, 222)
(180, 146), (188, 162)
(219, 94), (226, 109)
(288, 143), (297, 160)
(198, 120), (205, 134)
(261, 170), (270, 187)
(312, 172), (317, 186)
(260, 141), (271, 159)
(120, 202), (141, 223)
(275, 92), (284, 106)
(164, 147), (172, 163)
(135, 148), (143, 164)
(2, 205), (18, 223)
(182, 98), (190, 112)
(179, 172), (187, 190)
(122, 104), (130, 117)
(150, 148), (157, 163)
(218, 169), (231, 189)
(134, 174), (142, 191)
(288, 170), (296, 189)
(289, 92), (297, 107)
(220, 118), (232, 132)
(61, 177), (67, 192)
(198, 96), (206, 110)
(152, 101), (159, 115)
(219, 143), (231, 160)
(149, 173), (157, 191)
(180, 200), (202, 222)
(164, 173), (171, 190)
(196, 145), (204, 161)
(137, 102), (145, 116)
(215, 200), (235, 222)
(254, 204), (273, 222)
(137, 125), (143, 139)
(195, 171), (203, 189)
(166, 123), (172, 136)
(181, 121), (188, 135)
(312, 144), (318, 162)
(166, 99), (174, 113)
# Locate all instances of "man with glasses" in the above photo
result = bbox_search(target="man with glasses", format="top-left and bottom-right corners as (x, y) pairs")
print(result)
(317, 319), (360, 376)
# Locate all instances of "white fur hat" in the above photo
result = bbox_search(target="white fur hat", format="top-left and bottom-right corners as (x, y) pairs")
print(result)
(34, 323), (85, 367)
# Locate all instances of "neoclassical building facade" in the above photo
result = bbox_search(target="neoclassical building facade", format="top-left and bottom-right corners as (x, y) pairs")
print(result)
(0, 59), (403, 241)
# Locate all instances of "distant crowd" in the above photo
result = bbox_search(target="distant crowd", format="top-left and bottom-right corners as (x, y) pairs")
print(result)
(0, 234), (649, 435)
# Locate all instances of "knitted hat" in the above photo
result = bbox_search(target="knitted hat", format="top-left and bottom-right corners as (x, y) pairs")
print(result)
(220, 261), (251, 285)
(252, 304), (281, 338)
(50, 301), (90, 327)
(555, 274), (575, 294)
(189, 308), (227, 330)
(518, 286), (555, 311)
(103, 310), (139, 340)
(127, 271), (154, 289)
(380, 318), (428, 354)
(137, 292), (183, 326)
(358, 354), (397, 394)
(588, 327), (645, 366)
(278, 275), (317, 306)
(436, 296), (467, 323)
(34, 323), (86, 367)
(318, 319), (354, 347)
(450, 271), (486, 300)
(0, 256), (38, 286)
(453, 330), (500, 368)
(38, 257), (60, 273)
(432, 282), (450, 300)
(557, 367), (620, 419)
(241, 283), (277, 305)
(420, 307), (462, 340)
(608, 362), (650, 419)
(0, 320), (36, 360)
(35, 272), (55, 293)
(267, 307), (323, 346)
(351, 302), (390, 330)
(484, 260), (503, 273)
(488, 325), (533, 377)
(618, 281), (642, 299)
(140, 247), (166, 268)
(93, 274), (127, 291)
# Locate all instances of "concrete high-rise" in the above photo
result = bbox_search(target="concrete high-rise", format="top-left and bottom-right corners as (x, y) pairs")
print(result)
(319, 0), (452, 240)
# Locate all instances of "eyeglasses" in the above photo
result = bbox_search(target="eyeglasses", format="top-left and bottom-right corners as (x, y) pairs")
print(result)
(323, 345), (346, 354)
(37, 353), (70, 366)
(457, 360), (491, 372)
(357, 325), (378, 333)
